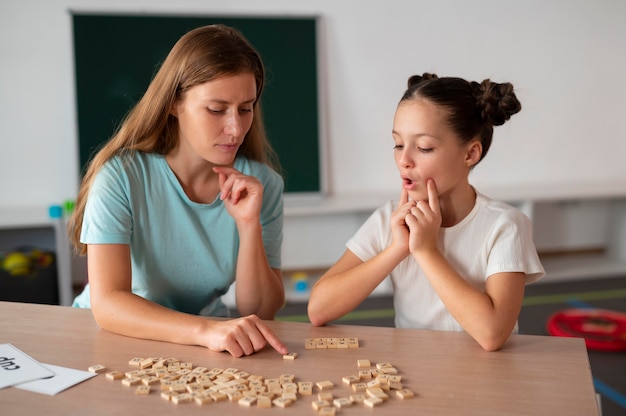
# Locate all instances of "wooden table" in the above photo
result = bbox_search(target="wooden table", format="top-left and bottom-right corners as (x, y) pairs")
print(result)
(0, 301), (599, 415)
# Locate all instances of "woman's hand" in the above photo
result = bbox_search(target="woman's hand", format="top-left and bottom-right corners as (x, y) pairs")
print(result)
(201, 315), (288, 358)
(405, 179), (442, 255)
(213, 166), (263, 226)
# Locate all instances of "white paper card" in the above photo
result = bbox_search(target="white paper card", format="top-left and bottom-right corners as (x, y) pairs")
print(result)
(0, 343), (55, 389)
(14, 363), (96, 395)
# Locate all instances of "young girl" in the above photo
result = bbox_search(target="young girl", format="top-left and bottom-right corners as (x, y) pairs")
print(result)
(308, 73), (545, 351)
(69, 25), (288, 358)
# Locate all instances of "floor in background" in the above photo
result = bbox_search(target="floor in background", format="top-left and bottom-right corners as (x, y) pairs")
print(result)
(272, 276), (626, 416)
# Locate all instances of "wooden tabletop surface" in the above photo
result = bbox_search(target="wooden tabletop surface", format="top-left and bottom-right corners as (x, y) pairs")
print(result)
(0, 301), (599, 415)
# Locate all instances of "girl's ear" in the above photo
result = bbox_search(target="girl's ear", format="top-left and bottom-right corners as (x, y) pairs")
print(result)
(466, 140), (482, 168)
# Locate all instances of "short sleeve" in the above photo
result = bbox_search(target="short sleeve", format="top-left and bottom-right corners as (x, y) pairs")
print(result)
(257, 165), (284, 270)
(485, 209), (545, 284)
(346, 201), (394, 262)
(81, 159), (133, 245)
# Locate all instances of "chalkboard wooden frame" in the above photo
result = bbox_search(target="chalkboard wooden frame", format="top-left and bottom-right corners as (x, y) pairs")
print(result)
(72, 13), (321, 194)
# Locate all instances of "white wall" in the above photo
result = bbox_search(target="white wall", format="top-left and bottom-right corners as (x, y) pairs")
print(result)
(2, 0), (626, 209)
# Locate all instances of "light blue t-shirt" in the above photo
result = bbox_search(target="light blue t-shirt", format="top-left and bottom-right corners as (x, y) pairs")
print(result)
(72, 153), (283, 316)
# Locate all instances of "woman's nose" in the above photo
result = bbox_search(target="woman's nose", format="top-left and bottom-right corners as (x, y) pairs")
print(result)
(224, 114), (243, 137)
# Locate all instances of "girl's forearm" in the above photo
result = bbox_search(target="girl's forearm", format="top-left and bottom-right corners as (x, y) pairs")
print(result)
(412, 249), (524, 351)
(308, 247), (405, 326)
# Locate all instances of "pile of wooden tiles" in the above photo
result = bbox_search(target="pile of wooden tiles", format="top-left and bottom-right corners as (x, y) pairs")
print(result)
(89, 354), (415, 414)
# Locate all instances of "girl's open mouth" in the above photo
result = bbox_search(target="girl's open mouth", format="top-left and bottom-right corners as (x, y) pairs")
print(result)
(402, 176), (416, 189)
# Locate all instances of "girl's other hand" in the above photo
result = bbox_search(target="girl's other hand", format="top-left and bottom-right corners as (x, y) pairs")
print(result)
(405, 179), (442, 254)
(389, 187), (412, 256)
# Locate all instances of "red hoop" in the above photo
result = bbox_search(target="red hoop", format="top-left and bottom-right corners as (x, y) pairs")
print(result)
(547, 308), (626, 352)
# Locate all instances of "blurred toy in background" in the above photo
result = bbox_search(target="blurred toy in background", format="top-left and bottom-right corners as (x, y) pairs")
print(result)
(2, 252), (30, 275)
(290, 271), (310, 293)
(1, 248), (54, 276)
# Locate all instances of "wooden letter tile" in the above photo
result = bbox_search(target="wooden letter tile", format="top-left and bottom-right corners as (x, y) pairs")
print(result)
(88, 364), (106, 374)
(396, 388), (415, 399)
(316, 380), (334, 391)
(364, 396), (384, 408)
(105, 370), (124, 380)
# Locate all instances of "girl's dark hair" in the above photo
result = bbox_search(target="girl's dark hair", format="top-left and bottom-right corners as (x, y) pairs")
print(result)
(401, 73), (521, 164)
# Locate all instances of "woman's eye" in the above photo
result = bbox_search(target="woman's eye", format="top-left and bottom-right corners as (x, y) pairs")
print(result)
(239, 108), (253, 114)
(393, 144), (403, 150)
(208, 108), (224, 114)
(418, 147), (434, 153)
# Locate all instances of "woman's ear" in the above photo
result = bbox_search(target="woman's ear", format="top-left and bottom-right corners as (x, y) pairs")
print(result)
(170, 99), (180, 117)
(465, 140), (483, 168)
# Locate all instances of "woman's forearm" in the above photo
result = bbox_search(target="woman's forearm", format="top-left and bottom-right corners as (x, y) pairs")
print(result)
(91, 288), (212, 345)
(234, 223), (285, 319)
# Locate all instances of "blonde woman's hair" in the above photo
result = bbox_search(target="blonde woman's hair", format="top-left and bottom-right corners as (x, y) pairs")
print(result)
(68, 24), (279, 255)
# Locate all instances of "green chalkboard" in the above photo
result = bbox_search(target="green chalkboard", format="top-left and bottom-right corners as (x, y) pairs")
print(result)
(72, 14), (320, 194)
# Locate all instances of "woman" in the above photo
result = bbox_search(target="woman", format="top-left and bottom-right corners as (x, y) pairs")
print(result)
(69, 25), (287, 357)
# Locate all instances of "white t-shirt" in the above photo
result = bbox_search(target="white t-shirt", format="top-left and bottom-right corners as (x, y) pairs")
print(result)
(347, 192), (545, 331)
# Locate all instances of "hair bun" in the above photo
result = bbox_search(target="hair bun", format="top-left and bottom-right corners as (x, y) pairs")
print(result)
(407, 72), (438, 89)
(472, 80), (521, 126)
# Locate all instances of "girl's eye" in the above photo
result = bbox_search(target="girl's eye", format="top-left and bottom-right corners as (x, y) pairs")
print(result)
(208, 108), (224, 114)
(239, 108), (253, 114)
(393, 144), (403, 150)
(418, 147), (434, 153)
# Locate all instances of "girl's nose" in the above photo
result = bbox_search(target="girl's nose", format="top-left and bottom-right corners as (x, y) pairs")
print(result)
(399, 149), (414, 168)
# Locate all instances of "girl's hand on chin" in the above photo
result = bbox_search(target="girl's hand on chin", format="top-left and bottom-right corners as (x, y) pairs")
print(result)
(405, 179), (442, 254)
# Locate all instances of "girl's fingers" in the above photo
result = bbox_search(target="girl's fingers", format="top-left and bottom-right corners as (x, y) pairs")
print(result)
(399, 187), (409, 206)
(409, 180), (439, 218)
(427, 179), (440, 212)
(404, 212), (417, 230)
